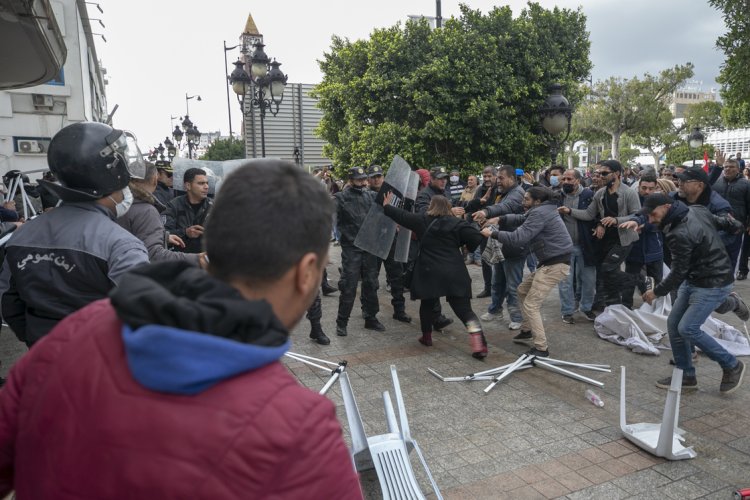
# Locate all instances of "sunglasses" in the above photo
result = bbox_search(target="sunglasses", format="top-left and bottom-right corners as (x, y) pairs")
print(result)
(599, 171), (612, 176)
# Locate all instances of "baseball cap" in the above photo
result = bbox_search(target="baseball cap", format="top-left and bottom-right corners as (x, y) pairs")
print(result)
(640, 193), (674, 215)
(515, 168), (524, 177)
(675, 166), (709, 184)
(349, 166), (368, 180)
(431, 166), (448, 179)
(368, 165), (384, 177)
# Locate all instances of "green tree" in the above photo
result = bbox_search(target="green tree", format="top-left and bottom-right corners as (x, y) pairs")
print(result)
(202, 137), (245, 161)
(665, 143), (715, 167)
(578, 64), (694, 162)
(682, 100), (724, 130)
(709, 0), (750, 126)
(313, 3), (591, 176)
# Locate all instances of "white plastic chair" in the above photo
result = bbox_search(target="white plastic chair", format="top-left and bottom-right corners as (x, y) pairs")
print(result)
(619, 366), (696, 460)
(339, 366), (443, 500)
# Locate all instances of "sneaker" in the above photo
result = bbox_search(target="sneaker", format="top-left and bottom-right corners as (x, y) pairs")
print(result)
(562, 314), (575, 324)
(580, 309), (596, 321)
(731, 292), (750, 322)
(508, 321), (522, 330)
(512, 330), (533, 345)
(720, 360), (745, 393)
(737, 272), (748, 281)
(364, 318), (386, 331)
(433, 315), (453, 331)
(655, 374), (698, 390)
(480, 310), (503, 321)
(524, 347), (549, 357)
(476, 289), (491, 299)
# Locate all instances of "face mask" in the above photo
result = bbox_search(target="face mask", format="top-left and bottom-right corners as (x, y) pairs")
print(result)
(450, 175), (459, 183)
(550, 176), (559, 187)
(562, 184), (575, 194)
(109, 186), (133, 218)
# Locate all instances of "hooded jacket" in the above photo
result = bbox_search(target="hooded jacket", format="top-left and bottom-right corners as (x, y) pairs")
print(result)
(0, 262), (362, 499)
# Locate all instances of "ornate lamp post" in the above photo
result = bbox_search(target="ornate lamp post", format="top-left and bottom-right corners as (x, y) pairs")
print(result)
(169, 115), (202, 159)
(688, 126), (705, 167)
(228, 41), (288, 158)
(539, 83), (573, 166)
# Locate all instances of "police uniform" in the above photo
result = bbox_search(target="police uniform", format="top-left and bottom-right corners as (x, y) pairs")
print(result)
(334, 167), (383, 336)
(366, 165), (411, 323)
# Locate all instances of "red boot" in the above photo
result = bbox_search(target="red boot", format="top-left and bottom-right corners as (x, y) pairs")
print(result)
(418, 332), (433, 346)
(469, 331), (488, 360)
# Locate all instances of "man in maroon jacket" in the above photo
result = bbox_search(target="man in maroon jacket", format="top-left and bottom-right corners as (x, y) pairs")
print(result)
(0, 160), (363, 499)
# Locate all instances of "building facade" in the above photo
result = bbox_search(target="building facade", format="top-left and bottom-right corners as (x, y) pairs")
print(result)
(0, 0), (107, 178)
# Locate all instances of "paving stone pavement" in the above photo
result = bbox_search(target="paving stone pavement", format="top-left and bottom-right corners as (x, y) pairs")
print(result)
(1, 243), (749, 498)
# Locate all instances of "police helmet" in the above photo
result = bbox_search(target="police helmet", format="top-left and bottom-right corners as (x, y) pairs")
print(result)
(41, 122), (146, 202)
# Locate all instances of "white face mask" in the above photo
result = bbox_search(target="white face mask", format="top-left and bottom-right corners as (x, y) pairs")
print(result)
(109, 186), (133, 218)
(450, 175), (459, 183)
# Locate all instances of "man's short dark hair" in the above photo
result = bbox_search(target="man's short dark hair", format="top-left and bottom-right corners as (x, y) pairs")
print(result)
(600, 159), (623, 173)
(482, 166), (496, 175)
(205, 160), (333, 284)
(548, 165), (565, 176)
(184, 168), (206, 184)
(497, 164), (516, 181)
(640, 173), (658, 184)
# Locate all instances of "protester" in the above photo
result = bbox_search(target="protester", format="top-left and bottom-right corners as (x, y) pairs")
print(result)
(482, 187), (572, 357)
(0, 160), (363, 499)
(163, 167), (212, 254)
(447, 168), (465, 204)
(383, 193), (486, 358)
(624, 194), (745, 393)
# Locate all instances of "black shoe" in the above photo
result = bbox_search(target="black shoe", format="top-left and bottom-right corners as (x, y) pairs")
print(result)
(737, 272), (748, 281)
(562, 314), (575, 324)
(393, 311), (412, 323)
(656, 374), (698, 390)
(721, 360), (745, 393)
(321, 283), (338, 296)
(731, 292), (750, 322)
(336, 324), (348, 337)
(309, 328), (331, 346)
(512, 330), (533, 345)
(581, 310), (597, 321)
(0, 376), (4, 388)
(476, 289), (491, 299)
(524, 347), (549, 357)
(364, 318), (386, 331)
(433, 315), (453, 331)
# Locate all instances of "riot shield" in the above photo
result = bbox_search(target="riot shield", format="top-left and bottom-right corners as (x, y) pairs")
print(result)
(353, 155), (412, 260)
(172, 158), (250, 195)
(393, 171), (419, 262)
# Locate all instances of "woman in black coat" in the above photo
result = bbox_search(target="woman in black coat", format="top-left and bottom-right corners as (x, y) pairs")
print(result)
(383, 193), (487, 359)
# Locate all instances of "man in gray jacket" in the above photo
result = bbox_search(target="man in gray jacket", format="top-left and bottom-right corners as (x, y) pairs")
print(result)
(559, 160), (641, 308)
(473, 165), (527, 330)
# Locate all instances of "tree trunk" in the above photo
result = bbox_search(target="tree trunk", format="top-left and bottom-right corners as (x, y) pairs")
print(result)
(611, 134), (620, 161)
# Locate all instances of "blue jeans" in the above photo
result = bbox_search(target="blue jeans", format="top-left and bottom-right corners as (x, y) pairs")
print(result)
(505, 257), (525, 323)
(668, 282), (737, 377)
(558, 245), (596, 315)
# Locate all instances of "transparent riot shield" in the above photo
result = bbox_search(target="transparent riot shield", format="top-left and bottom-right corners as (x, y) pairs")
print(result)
(393, 171), (419, 262)
(353, 155), (413, 260)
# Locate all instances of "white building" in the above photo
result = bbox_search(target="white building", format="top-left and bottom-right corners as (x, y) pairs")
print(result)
(0, 0), (107, 178)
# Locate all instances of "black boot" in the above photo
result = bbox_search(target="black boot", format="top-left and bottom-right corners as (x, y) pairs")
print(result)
(476, 289), (491, 299)
(433, 315), (453, 331)
(364, 318), (386, 331)
(393, 310), (412, 323)
(336, 321), (348, 337)
(309, 324), (330, 345)
(321, 282), (338, 296)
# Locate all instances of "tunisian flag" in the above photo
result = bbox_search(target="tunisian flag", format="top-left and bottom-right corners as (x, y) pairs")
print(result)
(703, 150), (709, 172)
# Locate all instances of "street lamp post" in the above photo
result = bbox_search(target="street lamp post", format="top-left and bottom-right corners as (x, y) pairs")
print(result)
(539, 83), (573, 166)
(185, 93), (201, 117)
(168, 114), (202, 160)
(228, 41), (288, 158)
(688, 126), (705, 168)
(223, 41), (240, 139)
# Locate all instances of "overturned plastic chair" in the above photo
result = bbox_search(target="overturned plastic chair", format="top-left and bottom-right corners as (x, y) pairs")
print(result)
(339, 365), (443, 500)
(619, 366), (696, 460)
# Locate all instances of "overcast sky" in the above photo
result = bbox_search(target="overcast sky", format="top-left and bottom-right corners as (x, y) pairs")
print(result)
(95, 0), (725, 151)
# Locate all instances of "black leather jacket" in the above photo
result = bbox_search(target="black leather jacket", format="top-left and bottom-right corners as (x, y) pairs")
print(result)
(163, 195), (213, 254)
(653, 201), (741, 296)
(334, 185), (375, 246)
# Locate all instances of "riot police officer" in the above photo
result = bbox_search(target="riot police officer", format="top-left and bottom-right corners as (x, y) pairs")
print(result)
(334, 167), (384, 336)
(367, 165), (411, 323)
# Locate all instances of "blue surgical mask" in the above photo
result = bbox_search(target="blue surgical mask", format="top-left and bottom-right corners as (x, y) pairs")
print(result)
(550, 176), (559, 187)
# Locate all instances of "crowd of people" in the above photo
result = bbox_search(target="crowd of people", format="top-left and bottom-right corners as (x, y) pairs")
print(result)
(0, 120), (746, 496)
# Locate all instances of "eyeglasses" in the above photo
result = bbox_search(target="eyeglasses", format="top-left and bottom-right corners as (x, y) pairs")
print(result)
(599, 171), (612, 176)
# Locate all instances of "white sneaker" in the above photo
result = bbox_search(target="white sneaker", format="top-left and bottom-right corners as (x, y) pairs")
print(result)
(508, 321), (522, 330)
(480, 311), (503, 321)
